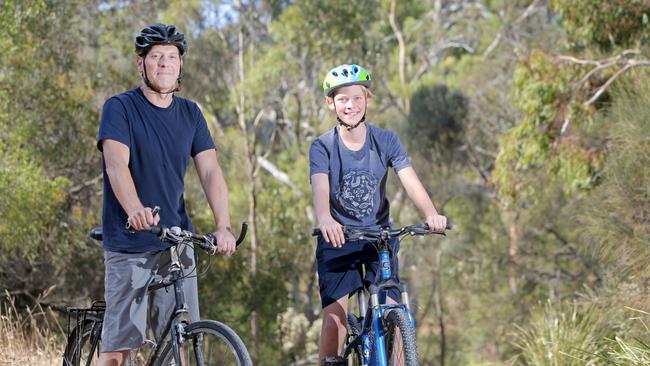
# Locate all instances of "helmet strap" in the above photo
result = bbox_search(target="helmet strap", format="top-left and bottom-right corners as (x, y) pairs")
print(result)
(337, 115), (365, 131)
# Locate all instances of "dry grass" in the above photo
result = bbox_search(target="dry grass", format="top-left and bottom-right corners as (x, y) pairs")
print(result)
(0, 294), (66, 365)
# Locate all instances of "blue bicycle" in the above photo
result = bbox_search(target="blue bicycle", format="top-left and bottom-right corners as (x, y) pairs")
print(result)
(313, 222), (451, 366)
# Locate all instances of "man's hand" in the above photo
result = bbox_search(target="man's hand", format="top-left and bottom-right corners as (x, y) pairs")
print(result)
(127, 206), (160, 230)
(319, 217), (345, 248)
(425, 214), (447, 233)
(213, 227), (237, 255)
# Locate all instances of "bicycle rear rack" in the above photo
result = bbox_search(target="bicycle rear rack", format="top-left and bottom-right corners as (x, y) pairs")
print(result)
(66, 300), (106, 338)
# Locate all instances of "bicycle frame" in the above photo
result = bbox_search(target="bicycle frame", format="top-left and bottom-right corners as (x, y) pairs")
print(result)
(344, 235), (416, 366)
(145, 244), (192, 365)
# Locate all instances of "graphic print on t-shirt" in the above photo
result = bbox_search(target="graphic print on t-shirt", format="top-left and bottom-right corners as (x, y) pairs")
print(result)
(336, 169), (378, 219)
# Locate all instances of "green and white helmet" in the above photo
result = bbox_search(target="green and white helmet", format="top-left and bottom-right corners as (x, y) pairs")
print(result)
(322, 64), (372, 97)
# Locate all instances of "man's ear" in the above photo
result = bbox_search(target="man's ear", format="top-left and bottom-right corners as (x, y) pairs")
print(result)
(136, 55), (144, 71)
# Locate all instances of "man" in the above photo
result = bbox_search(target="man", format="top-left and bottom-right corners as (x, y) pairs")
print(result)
(96, 23), (235, 366)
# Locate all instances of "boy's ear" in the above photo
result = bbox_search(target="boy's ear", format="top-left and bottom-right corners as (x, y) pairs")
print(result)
(325, 96), (336, 111)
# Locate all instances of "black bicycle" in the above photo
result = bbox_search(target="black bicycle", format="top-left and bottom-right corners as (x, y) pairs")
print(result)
(62, 216), (252, 366)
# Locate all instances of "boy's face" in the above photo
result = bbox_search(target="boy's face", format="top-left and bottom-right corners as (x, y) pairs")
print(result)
(327, 85), (370, 126)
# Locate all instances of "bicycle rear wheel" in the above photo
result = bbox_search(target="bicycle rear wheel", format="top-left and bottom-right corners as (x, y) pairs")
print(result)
(384, 309), (419, 366)
(158, 320), (252, 366)
(62, 319), (101, 366)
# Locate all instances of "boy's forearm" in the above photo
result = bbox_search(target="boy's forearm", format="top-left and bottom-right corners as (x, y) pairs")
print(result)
(399, 167), (439, 218)
(311, 174), (334, 223)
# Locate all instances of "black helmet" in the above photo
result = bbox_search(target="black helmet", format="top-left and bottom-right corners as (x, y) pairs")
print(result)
(135, 23), (187, 56)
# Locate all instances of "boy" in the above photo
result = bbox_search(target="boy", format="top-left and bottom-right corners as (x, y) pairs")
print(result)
(309, 64), (447, 364)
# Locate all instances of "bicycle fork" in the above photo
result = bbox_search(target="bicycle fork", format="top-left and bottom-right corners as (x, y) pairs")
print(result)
(169, 245), (191, 366)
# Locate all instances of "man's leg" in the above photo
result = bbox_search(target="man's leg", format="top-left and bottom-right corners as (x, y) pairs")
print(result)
(99, 251), (153, 366)
(98, 350), (130, 366)
(319, 296), (348, 364)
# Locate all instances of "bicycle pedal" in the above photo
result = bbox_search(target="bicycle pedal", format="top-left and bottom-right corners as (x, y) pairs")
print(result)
(322, 356), (346, 366)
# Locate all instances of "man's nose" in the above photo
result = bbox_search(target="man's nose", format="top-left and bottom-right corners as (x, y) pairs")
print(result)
(158, 56), (171, 66)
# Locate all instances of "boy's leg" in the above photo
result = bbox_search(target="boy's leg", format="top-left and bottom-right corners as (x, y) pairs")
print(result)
(319, 296), (349, 365)
(316, 237), (367, 365)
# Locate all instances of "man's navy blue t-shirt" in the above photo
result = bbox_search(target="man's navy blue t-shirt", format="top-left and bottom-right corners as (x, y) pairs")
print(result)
(309, 124), (411, 229)
(97, 87), (216, 253)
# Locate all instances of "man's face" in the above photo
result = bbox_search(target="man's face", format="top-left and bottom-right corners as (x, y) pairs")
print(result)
(327, 85), (369, 126)
(137, 44), (182, 91)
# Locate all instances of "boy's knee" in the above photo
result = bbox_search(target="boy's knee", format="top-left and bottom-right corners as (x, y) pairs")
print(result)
(322, 312), (346, 333)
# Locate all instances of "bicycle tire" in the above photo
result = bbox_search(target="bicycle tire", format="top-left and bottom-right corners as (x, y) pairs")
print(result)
(62, 318), (102, 366)
(346, 314), (363, 365)
(158, 320), (252, 366)
(384, 309), (419, 366)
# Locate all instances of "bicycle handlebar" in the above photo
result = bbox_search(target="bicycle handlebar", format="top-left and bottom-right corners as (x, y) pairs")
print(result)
(112, 206), (248, 254)
(140, 222), (248, 254)
(311, 221), (453, 241)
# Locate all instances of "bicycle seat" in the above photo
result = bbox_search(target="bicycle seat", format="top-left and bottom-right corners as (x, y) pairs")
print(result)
(90, 227), (103, 241)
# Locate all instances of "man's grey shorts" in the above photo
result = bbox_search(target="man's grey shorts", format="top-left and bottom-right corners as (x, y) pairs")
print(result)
(101, 244), (200, 352)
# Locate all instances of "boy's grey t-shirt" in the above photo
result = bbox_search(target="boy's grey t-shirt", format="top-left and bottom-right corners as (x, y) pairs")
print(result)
(309, 124), (411, 229)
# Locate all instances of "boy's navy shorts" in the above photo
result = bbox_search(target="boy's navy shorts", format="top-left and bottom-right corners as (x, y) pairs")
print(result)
(316, 235), (401, 309)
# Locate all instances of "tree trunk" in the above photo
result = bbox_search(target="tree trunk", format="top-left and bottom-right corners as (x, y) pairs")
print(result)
(507, 211), (519, 294)
(235, 0), (260, 361)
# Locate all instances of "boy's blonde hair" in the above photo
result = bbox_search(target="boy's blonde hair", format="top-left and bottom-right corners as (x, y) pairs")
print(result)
(327, 85), (375, 100)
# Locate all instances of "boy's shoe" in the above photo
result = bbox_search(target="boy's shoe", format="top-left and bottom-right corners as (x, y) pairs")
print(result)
(322, 356), (346, 366)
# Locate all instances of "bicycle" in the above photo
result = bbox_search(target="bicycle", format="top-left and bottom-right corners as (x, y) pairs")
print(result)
(312, 222), (452, 366)
(62, 215), (252, 366)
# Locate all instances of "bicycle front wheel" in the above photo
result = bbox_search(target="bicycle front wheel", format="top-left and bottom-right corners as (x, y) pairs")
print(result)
(346, 314), (363, 365)
(158, 320), (252, 366)
(384, 309), (419, 366)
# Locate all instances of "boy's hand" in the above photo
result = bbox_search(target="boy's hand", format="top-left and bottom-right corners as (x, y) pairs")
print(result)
(426, 214), (447, 233)
(319, 217), (345, 248)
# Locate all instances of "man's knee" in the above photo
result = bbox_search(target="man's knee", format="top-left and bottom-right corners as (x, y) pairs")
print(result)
(98, 350), (130, 366)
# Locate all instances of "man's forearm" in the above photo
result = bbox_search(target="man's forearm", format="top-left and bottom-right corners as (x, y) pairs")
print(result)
(106, 161), (143, 215)
(200, 167), (232, 231)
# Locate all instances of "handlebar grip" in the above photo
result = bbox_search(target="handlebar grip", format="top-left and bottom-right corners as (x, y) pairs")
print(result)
(423, 220), (454, 232)
(235, 222), (248, 247)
